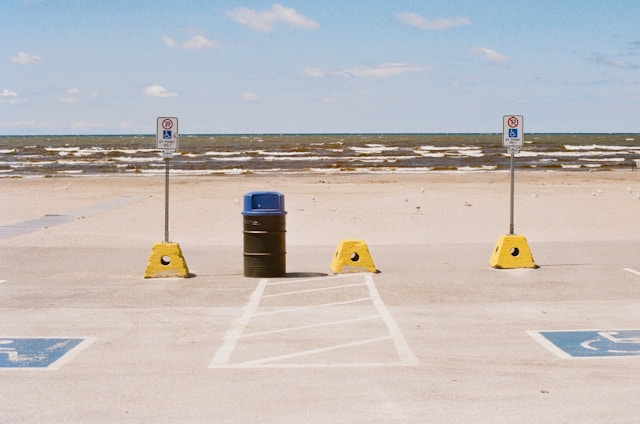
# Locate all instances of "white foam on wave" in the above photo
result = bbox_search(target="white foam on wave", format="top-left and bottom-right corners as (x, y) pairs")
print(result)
(507, 150), (636, 158)
(57, 169), (84, 174)
(419, 145), (479, 151)
(457, 165), (498, 171)
(45, 147), (80, 152)
(257, 150), (312, 156)
(564, 144), (630, 151)
(262, 155), (333, 162)
(418, 145), (484, 158)
(350, 144), (399, 154)
(578, 157), (625, 162)
(415, 151), (445, 158)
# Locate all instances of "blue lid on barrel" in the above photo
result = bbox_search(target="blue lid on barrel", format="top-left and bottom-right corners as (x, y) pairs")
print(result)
(242, 191), (286, 216)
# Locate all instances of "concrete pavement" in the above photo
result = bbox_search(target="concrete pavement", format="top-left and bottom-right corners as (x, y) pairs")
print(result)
(2, 237), (640, 422)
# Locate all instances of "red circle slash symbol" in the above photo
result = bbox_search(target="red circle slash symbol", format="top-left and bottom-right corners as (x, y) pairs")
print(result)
(507, 116), (519, 128)
(162, 119), (173, 130)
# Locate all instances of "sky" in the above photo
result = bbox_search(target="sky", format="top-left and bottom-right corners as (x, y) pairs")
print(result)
(2, 0), (640, 135)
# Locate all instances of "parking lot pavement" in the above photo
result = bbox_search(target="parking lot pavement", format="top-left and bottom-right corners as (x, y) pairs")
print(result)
(2, 241), (640, 422)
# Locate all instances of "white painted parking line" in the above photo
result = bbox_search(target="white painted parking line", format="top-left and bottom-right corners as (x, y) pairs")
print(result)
(364, 274), (420, 365)
(623, 268), (640, 276)
(238, 336), (393, 368)
(210, 274), (419, 369)
(209, 278), (268, 366)
(252, 297), (372, 318)
(242, 315), (381, 338)
(261, 282), (366, 298)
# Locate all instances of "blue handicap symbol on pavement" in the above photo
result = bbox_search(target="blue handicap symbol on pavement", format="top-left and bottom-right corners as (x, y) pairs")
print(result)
(163, 130), (172, 139)
(508, 128), (518, 138)
(0, 338), (86, 368)
(534, 330), (640, 358)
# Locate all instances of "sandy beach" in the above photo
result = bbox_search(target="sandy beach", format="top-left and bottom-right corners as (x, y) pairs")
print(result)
(2, 170), (640, 422)
(2, 170), (639, 249)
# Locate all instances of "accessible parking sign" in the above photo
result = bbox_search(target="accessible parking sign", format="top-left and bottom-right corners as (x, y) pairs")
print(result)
(503, 115), (523, 147)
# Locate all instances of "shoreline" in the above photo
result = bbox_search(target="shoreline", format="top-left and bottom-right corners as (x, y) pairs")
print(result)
(1, 166), (639, 179)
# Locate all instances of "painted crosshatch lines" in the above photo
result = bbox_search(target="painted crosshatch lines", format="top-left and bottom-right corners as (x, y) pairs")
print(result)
(210, 274), (419, 368)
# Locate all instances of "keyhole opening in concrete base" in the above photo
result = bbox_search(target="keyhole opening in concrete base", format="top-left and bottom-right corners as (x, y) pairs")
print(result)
(510, 247), (520, 257)
(161, 255), (171, 266)
(350, 252), (360, 262)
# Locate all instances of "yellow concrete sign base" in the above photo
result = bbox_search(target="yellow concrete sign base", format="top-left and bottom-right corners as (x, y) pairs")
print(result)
(489, 234), (537, 269)
(144, 242), (190, 278)
(330, 239), (378, 274)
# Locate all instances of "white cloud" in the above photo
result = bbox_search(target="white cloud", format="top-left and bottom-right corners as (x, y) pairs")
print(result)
(163, 35), (221, 50)
(241, 91), (260, 101)
(143, 85), (178, 97)
(59, 88), (80, 103)
(1, 89), (18, 98)
(0, 88), (29, 104)
(469, 47), (508, 63)
(183, 35), (219, 50)
(162, 36), (177, 47)
(333, 63), (428, 79)
(396, 13), (470, 30)
(304, 67), (325, 77)
(229, 3), (319, 32)
(10, 51), (44, 65)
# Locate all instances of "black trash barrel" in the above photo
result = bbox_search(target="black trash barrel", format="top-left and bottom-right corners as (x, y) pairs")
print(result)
(242, 191), (286, 277)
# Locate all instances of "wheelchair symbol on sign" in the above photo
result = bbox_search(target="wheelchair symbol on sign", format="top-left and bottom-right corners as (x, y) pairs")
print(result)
(580, 331), (640, 354)
(508, 128), (518, 138)
(163, 130), (172, 139)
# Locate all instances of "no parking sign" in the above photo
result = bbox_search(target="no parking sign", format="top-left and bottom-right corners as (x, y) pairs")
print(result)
(503, 115), (523, 147)
(157, 117), (179, 150)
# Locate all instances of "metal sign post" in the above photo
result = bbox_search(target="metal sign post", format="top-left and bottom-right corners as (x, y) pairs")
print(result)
(488, 114), (536, 269)
(508, 146), (518, 235)
(164, 153), (170, 242)
(145, 117), (189, 278)
(502, 115), (523, 235)
(156, 117), (178, 242)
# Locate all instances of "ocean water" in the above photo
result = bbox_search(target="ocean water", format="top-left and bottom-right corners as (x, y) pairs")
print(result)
(0, 133), (638, 177)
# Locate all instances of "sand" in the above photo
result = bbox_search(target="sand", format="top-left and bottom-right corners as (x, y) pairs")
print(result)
(1, 170), (639, 249)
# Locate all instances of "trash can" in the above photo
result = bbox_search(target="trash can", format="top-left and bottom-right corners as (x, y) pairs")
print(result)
(242, 191), (286, 277)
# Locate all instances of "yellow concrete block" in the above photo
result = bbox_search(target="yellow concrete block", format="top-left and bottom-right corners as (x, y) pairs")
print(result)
(330, 239), (378, 274)
(144, 242), (190, 278)
(489, 234), (537, 269)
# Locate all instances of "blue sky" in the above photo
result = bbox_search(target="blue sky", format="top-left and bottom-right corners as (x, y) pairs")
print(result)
(2, 0), (639, 135)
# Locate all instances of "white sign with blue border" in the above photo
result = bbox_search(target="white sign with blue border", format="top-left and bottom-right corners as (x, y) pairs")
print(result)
(0, 337), (95, 369)
(528, 330), (640, 358)
(503, 115), (523, 147)
(156, 117), (179, 150)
